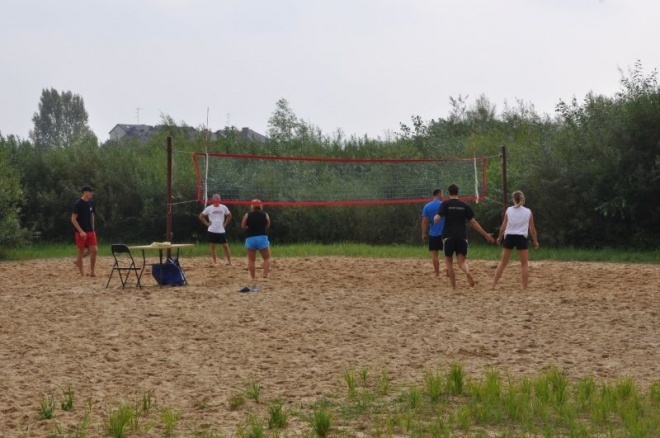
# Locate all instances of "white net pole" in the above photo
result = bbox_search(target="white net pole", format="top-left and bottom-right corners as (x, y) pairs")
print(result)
(203, 108), (210, 206)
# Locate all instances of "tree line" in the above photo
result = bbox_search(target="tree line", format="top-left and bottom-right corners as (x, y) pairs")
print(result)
(0, 62), (658, 256)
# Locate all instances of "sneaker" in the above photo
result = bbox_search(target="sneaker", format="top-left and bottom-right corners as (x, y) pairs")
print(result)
(238, 286), (250, 293)
(251, 285), (260, 293)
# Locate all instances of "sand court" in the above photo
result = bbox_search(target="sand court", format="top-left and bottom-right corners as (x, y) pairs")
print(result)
(0, 256), (658, 434)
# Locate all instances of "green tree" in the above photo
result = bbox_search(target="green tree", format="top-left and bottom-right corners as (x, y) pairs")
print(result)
(607, 62), (660, 246)
(0, 134), (29, 253)
(30, 88), (96, 149)
(267, 98), (301, 144)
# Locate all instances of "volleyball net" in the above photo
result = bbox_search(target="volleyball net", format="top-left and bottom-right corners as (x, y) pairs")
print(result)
(193, 152), (488, 206)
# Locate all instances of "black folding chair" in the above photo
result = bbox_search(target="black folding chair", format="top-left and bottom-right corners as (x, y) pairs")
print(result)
(106, 244), (144, 289)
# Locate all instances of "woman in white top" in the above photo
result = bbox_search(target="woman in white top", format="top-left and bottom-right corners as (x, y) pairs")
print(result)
(491, 191), (539, 290)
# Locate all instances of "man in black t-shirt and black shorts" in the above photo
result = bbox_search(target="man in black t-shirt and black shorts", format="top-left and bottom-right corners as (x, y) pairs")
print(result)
(433, 184), (495, 289)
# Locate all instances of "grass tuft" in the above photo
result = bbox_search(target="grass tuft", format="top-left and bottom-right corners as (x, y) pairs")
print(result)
(267, 399), (289, 430)
(311, 407), (332, 437)
(160, 406), (181, 436)
(60, 384), (74, 411)
(39, 393), (56, 420)
(104, 402), (135, 438)
(447, 363), (465, 395)
(245, 379), (262, 403)
(424, 371), (444, 403)
(344, 368), (357, 398)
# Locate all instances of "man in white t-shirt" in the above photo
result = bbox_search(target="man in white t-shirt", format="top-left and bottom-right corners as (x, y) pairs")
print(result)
(199, 194), (233, 265)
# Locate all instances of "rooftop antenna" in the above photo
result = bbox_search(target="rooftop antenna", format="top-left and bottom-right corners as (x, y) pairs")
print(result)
(226, 112), (231, 127)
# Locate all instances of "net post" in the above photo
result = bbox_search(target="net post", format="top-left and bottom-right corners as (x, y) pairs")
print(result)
(166, 136), (173, 258)
(500, 145), (508, 217)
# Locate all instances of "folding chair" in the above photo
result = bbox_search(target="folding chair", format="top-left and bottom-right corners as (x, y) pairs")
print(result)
(106, 244), (144, 289)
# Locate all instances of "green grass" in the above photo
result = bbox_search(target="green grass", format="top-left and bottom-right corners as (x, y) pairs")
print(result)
(4, 242), (660, 263)
(59, 384), (74, 411)
(30, 370), (660, 437)
(38, 393), (56, 420)
(266, 399), (289, 430)
(245, 379), (262, 403)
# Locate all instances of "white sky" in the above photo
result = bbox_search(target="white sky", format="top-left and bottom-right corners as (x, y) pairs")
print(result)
(1, 0), (658, 142)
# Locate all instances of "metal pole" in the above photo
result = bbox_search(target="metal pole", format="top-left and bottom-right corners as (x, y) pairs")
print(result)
(166, 136), (173, 258)
(501, 145), (508, 217)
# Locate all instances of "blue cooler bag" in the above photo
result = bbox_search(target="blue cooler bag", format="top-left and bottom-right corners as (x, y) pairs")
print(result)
(151, 258), (186, 286)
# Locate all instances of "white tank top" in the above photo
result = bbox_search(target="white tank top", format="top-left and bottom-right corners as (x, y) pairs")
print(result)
(504, 206), (531, 237)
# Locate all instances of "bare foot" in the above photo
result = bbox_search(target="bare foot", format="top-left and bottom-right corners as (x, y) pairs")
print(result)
(89, 272), (96, 277)
(467, 273), (475, 287)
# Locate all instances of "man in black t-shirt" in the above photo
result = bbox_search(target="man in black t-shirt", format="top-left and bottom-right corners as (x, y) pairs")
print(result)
(71, 185), (97, 276)
(433, 184), (495, 289)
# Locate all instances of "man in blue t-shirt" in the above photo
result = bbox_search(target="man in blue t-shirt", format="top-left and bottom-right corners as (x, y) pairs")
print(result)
(421, 188), (445, 277)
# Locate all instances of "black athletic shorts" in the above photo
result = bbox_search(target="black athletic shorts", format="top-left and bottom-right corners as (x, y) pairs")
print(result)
(443, 238), (468, 257)
(503, 234), (528, 250)
(428, 235), (443, 252)
(207, 231), (228, 244)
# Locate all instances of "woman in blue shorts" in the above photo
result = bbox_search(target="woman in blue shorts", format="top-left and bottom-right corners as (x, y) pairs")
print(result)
(240, 199), (271, 292)
(491, 191), (539, 290)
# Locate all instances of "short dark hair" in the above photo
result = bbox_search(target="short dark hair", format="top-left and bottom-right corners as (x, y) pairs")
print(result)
(432, 189), (442, 196)
(448, 184), (459, 196)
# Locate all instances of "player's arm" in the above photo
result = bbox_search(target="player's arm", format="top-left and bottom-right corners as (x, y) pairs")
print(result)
(241, 213), (249, 230)
(421, 216), (429, 240)
(497, 214), (508, 244)
(529, 213), (539, 249)
(224, 212), (232, 228)
(433, 204), (444, 224)
(469, 218), (495, 243)
(265, 214), (271, 229)
(198, 211), (209, 226)
(71, 213), (86, 237)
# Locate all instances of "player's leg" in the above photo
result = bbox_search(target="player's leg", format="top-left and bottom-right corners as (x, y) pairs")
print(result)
(432, 251), (440, 277)
(455, 239), (474, 286)
(89, 245), (98, 277)
(491, 248), (512, 290)
(74, 248), (85, 275)
(443, 239), (457, 288)
(221, 243), (232, 265)
(246, 249), (257, 280)
(260, 246), (271, 278)
(429, 236), (441, 277)
(74, 233), (86, 275)
(444, 256), (456, 288)
(210, 243), (218, 263)
(86, 232), (98, 277)
(519, 249), (530, 288)
(456, 254), (474, 287)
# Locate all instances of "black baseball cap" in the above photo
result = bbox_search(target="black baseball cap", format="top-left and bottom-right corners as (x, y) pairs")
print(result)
(81, 185), (95, 192)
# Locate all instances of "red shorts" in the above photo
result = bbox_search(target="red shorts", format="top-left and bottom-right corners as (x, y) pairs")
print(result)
(75, 231), (98, 249)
